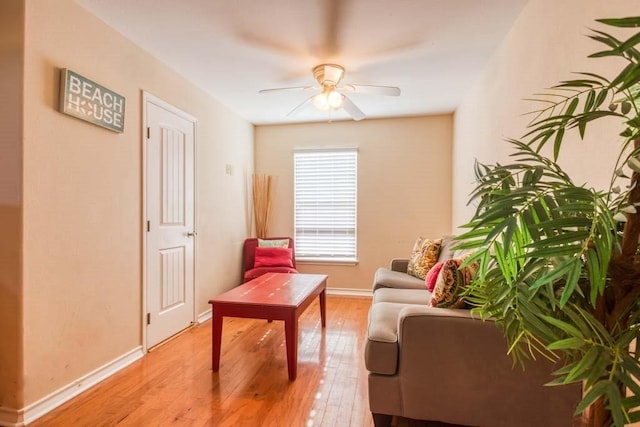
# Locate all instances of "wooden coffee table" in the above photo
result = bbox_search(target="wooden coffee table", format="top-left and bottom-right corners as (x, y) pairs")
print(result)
(208, 272), (327, 380)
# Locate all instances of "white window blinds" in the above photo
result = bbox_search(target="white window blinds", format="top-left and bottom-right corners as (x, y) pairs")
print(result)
(294, 149), (357, 260)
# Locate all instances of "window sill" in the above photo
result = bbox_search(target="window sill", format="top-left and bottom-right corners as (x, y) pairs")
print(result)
(296, 257), (359, 266)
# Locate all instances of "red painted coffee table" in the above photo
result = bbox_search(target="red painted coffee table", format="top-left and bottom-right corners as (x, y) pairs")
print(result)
(208, 272), (327, 380)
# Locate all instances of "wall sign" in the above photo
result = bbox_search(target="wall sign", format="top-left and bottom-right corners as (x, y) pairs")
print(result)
(59, 68), (125, 133)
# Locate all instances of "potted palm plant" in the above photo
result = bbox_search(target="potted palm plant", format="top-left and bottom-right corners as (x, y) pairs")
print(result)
(457, 17), (640, 426)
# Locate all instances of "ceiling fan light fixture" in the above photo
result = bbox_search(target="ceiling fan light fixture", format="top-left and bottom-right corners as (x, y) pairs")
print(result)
(327, 90), (344, 109)
(312, 90), (344, 111)
(312, 93), (330, 111)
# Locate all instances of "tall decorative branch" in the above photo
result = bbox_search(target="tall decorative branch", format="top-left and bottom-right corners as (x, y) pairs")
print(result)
(252, 174), (272, 239)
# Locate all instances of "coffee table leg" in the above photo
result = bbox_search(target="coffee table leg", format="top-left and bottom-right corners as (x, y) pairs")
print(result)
(212, 309), (223, 371)
(284, 313), (298, 380)
(319, 289), (326, 327)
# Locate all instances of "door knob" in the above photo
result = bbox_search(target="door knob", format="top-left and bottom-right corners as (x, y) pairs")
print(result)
(187, 231), (197, 237)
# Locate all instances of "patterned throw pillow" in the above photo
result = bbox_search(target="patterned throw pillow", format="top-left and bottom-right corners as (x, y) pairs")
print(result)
(258, 238), (290, 248)
(425, 262), (444, 292)
(406, 237), (442, 280)
(429, 257), (478, 308)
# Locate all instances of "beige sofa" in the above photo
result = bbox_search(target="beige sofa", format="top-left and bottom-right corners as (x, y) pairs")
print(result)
(365, 237), (581, 426)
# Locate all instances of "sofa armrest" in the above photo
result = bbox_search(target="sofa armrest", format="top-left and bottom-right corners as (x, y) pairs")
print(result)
(395, 306), (580, 426)
(390, 258), (409, 273)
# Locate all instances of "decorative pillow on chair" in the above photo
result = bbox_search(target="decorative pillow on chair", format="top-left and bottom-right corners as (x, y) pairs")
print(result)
(407, 237), (442, 280)
(425, 262), (444, 292)
(258, 238), (290, 248)
(429, 257), (478, 308)
(254, 247), (294, 268)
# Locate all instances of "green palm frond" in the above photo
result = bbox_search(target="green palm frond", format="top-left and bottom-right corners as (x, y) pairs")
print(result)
(457, 16), (640, 426)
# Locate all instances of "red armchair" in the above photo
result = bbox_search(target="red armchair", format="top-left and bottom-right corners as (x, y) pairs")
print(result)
(241, 237), (298, 282)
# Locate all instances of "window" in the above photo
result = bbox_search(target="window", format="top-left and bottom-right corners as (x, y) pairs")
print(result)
(294, 149), (357, 261)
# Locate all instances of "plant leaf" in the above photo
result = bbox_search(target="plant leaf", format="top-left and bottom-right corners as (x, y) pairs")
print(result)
(596, 17), (640, 28)
(547, 337), (584, 350)
(553, 127), (565, 160)
(542, 314), (584, 339)
(575, 380), (610, 415)
(565, 345), (601, 382)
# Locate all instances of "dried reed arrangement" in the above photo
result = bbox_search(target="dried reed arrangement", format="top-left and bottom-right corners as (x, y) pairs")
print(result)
(252, 174), (272, 238)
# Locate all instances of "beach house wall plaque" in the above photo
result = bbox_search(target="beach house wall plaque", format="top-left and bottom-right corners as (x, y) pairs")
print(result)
(59, 69), (125, 133)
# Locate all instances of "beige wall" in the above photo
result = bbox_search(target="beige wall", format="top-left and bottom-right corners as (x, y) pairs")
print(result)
(0, 0), (24, 414)
(255, 116), (452, 290)
(18, 0), (253, 407)
(453, 0), (640, 228)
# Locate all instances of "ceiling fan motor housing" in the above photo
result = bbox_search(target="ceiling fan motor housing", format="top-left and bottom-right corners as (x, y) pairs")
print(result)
(313, 63), (345, 87)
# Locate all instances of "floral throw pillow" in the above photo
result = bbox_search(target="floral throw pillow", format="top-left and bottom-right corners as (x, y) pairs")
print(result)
(429, 257), (478, 308)
(406, 237), (442, 280)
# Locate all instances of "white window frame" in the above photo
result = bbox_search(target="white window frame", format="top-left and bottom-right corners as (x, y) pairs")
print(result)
(293, 148), (358, 263)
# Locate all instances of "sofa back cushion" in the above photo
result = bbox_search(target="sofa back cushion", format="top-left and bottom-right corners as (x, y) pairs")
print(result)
(437, 235), (456, 262)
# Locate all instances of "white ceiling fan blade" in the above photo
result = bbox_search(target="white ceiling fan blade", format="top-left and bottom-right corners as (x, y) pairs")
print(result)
(259, 86), (317, 94)
(341, 84), (401, 96)
(341, 96), (365, 121)
(286, 97), (313, 117)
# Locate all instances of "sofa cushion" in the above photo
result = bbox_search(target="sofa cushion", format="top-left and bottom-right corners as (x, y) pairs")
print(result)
(429, 258), (478, 308)
(365, 302), (409, 375)
(374, 268), (425, 291)
(390, 258), (410, 273)
(437, 235), (456, 262)
(407, 237), (442, 280)
(374, 288), (431, 305)
(453, 248), (475, 259)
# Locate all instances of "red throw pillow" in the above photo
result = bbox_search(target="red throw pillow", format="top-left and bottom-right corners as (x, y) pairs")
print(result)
(254, 247), (294, 268)
(425, 262), (444, 292)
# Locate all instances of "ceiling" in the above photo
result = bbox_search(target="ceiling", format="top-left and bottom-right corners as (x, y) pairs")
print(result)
(76, 0), (529, 125)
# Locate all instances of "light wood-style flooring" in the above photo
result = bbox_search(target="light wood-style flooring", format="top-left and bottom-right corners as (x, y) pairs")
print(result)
(31, 295), (380, 427)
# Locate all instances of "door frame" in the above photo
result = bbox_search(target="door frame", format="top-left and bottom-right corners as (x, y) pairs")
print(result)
(141, 91), (198, 352)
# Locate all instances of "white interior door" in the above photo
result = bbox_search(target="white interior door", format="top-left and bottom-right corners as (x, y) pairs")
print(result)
(145, 95), (196, 349)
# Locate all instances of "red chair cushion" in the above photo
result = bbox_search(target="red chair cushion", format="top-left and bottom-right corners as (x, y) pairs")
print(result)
(241, 237), (297, 282)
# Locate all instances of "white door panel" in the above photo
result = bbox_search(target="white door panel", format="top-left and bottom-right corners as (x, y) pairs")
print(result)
(145, 97), (196, 349)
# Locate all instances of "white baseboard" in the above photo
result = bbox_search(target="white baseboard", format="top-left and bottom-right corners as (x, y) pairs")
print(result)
(326, 287), (372, 297)
(197, 308), (212, 323)
(0, 406), (23, 427)
(0, 290), (370, 426)
(14, 346), (144, 426)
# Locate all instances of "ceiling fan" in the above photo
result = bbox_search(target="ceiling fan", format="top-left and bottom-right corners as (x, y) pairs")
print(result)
(259, 64), (401, 121)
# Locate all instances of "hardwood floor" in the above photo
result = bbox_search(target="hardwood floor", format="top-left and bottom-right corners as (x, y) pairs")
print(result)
(31, 295), (377, 427)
